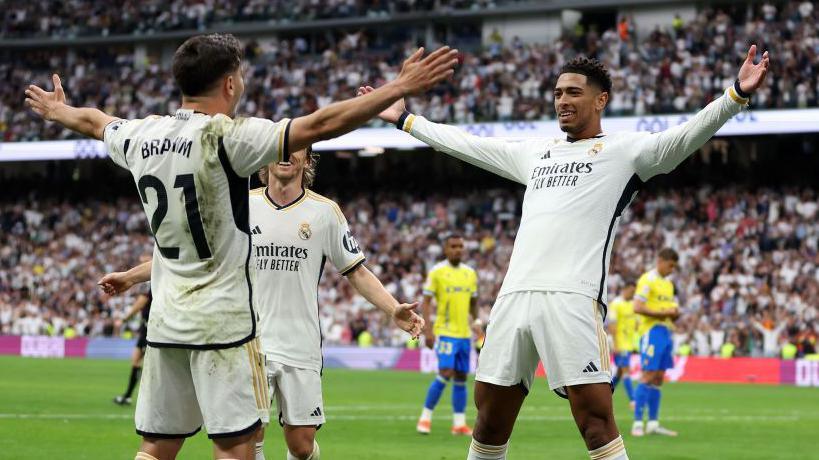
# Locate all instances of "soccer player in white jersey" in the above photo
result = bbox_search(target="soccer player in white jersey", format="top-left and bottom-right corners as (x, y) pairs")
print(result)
(250, 147), (424, 460)
(358, 45), (770, 459)
(26, 33), (456, 460)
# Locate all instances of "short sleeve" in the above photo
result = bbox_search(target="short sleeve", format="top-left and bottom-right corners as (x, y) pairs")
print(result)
(325, 203), (366, 276)
(221, 117), (291, 177)
(635, 275), (651, 302)
(103, 119), (132, 169)
(423, 269), (438, 297)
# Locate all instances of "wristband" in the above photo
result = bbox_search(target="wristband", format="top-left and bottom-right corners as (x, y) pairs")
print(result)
(734, 79), (751, 99)
(395, 111), (412, 130)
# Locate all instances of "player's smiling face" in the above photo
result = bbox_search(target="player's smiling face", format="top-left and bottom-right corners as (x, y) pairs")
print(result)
(554, 73), (607, 137)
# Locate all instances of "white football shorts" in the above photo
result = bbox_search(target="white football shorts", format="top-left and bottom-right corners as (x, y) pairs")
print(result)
(266, 359), (326, 426)
(135, 338), (270, 438)
(476, 291), (611, 398)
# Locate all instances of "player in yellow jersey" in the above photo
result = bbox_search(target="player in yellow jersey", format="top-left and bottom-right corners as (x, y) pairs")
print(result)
(631, 248), (680, 438)
(607, 280), (638, 408)
(417, 234), (479, 436)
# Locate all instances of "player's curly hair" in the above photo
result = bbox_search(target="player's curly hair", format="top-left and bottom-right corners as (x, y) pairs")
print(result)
(559, 57), (612, 94)
(258, 145), (319, 188)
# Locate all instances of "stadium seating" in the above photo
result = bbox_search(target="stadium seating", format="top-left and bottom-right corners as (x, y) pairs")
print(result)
(2, 3), (817, 141)
(1, 186), (816, 357)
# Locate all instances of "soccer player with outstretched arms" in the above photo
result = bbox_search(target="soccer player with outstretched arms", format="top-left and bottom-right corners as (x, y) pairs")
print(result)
(102, 146), (424, 460)
(26, 33), (456, 460)
(359, 45), (769, 459)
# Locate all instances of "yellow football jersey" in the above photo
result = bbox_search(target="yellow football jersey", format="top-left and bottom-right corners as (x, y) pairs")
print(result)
(609, 297), (639, 352)
(635, 269), (677, 335)
(423, 261), (478, 339)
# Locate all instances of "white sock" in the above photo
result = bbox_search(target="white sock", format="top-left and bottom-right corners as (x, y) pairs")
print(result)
(453, 412), (466, 427)
(467, 439), (508, 459)
(255, 441), (265, 460)
(287, 440), (320, 460)
(646, 420), (659, 431)
(135, 453), (159, 460)
(420, 407), (433, 421)
(589, 435), (628, 460)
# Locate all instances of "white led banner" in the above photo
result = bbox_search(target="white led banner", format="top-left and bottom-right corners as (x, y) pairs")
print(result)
(2, 108), (818, 162)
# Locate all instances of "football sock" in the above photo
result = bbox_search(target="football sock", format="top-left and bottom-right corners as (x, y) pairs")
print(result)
(135, 453), (158, 460)
(467, 439), (508, 459)
(255, 441), (265, 460)
(588, 435), (628, 460)
(423, 374), (450, 412)
(646, 385), (661, 421)
(124, 366), (142, 398)
(633, 383), (647, 421)
(452, 378), (467, 423)
(611, 374), (621, 389)
(623, 376), (635, 402)
(287, 441), (319, 460)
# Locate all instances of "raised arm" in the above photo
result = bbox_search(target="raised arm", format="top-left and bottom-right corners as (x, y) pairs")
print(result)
(287, 47), (458, 153)
(633, 45), (770, 180)
(345, 265), (424, 339)
(356, 86), (532, 184)
(25, 74), (118, 140)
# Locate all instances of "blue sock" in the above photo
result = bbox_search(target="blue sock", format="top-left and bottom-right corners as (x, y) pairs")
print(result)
(647, 385), (662, 421)
(611, 374), (621, 389)
(623, 377), (635, 402)
(424, 375), (449, 410)
(634, 383), (648, 420)
(452, 379), (467, 414)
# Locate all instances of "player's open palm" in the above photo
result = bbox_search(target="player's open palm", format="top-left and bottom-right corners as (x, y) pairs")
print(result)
(396, 46), (458, 96)
(98, 271), (135, 296)
(24, 74), (67, 121)
(737, 45), (770, 94)
(392, 302), (425, 339)
(356, 85), (404, 124)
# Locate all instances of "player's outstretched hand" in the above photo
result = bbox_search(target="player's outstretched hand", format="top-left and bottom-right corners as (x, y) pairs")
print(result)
(356, 85), (404, 124)
(392, 302), (425, 339)
(395, 46), (458, 97)
(98, 271), (136, 296)
(24, 74), (67, 121)
(737, 45), (770, 94)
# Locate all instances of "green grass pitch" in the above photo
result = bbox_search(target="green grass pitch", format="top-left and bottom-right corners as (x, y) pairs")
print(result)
(0, 355), (816, 459)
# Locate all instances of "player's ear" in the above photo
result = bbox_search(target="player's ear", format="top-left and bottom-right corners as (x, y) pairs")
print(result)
(596, 91), (609, 112)
(224, 74), (235, 98)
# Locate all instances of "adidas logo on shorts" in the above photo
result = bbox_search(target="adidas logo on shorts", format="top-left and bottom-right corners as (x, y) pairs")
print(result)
(310, 407), (323, 417)
(581, 362), (599, 373)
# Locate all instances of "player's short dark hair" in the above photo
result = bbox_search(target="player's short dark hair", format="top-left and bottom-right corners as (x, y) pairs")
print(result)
(559, 57), (612, 94)
(444, 233), (464, 244)
(658, 248), (679, 262)
(622, 278), (636, 288)
(173, 34), (243, 97)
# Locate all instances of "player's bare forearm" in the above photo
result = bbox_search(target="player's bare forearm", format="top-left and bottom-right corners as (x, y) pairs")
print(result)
(346, 264), (399, 315)
(127, 260), (153, 284)
(25, 74), (117, 140)
(421, 296), (434, 331)
(124, 294), (149, 321)
(288, 46), (458, 153)
(633, 300), (669, 319)
(51, 105), (116, 140)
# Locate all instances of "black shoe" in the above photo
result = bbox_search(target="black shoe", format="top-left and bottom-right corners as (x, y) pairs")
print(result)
(113, 395), (132, 405)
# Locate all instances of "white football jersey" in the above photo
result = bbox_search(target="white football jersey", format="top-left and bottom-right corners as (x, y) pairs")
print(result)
(249, 188), (365, 372)
(104, 109), (291, 347)
(399, 87), (749, 312)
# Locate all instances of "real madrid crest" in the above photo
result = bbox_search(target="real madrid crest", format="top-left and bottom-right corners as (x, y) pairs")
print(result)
(298, 222), (312, 240)
(588, 142), (604, 157)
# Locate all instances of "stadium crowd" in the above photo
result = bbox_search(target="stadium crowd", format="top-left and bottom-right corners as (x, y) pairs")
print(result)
(1, 185), (817, 358)
(1, 0), (513, 38)
(2, 2), (818, 142)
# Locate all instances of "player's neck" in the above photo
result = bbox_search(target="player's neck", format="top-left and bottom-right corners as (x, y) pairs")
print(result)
(565, 122), (603, 141)
(267, 179), (304, 207)
(448, 259), (461, 267)
(179, 98), (230, 117)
